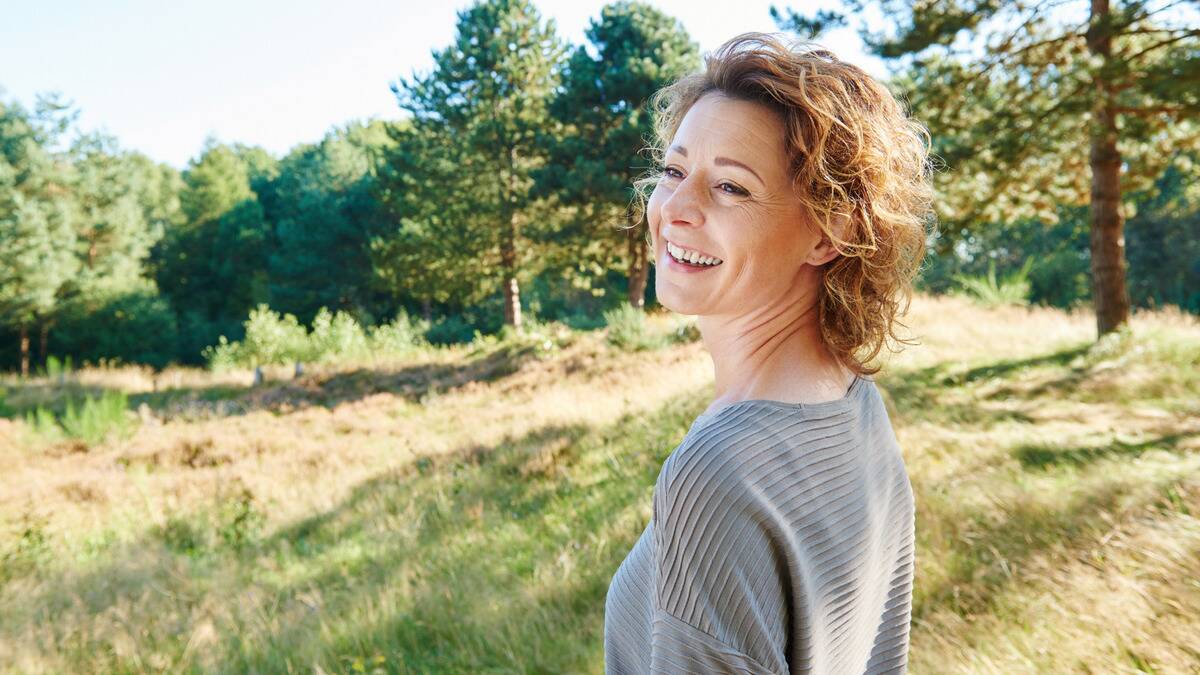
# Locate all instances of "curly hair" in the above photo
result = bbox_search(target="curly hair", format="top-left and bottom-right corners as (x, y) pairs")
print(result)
(629, 31), (937, 376)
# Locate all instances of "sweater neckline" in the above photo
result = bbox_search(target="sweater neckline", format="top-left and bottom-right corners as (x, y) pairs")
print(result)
(694, 373), (868, 421)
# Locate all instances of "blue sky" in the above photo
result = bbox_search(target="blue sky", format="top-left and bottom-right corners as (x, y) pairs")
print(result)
(1, 0), (886, 169)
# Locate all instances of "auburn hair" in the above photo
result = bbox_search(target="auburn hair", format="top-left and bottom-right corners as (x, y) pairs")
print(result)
(629, 32), (937, 376)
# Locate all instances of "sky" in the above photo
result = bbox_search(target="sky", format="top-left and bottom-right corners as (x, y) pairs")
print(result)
(0, 0), (887, 169)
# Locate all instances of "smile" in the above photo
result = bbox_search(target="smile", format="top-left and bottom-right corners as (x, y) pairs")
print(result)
(666, 240), (723, 267)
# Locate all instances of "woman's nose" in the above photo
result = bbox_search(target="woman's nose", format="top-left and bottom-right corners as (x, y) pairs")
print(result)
(659, 173), (706, 227)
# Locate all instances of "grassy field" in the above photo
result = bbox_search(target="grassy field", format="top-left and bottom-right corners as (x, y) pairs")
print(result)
(1, 293), (1198, 674)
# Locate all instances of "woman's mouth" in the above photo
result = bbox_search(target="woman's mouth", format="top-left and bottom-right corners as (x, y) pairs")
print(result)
(665, 240), (723, 268)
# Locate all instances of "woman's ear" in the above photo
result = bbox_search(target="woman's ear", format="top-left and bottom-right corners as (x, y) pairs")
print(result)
(807, 212), (851, 266)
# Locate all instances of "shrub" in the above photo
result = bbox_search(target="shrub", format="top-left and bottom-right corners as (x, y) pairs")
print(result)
(369, 310), (431, 355)
(425, 314), (479, 346)
(59, 390), (133, 445)
(951, 258), (1033, 307)
(50, 283), (180, 370)
(22, 390), (133, 446)
(202, 304), (308, 371)
(204, 304), (446, 370)
(603, 304), (663, 352)
(308, 308), (370, 363)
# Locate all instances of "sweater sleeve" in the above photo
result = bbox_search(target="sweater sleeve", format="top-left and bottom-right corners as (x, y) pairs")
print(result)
(648, 437), (791, 675)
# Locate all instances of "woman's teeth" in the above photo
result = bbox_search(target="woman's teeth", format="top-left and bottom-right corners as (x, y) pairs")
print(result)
(667, 241), (722, 266)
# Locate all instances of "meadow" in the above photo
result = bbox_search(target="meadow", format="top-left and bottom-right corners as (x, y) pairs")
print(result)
(1, 293), (1198, 674)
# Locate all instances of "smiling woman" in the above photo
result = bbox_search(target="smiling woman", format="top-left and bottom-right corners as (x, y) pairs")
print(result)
(604, 31), (936, 675)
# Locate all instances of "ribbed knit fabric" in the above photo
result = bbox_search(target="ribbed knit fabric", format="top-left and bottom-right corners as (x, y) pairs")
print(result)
(604, 373), (915, 674)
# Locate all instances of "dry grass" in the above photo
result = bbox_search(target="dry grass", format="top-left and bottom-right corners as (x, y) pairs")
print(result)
(0, 293), (1197, 673)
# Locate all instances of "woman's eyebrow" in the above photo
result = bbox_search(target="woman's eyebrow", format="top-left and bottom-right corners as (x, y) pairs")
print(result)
(667, 144), (763, 185)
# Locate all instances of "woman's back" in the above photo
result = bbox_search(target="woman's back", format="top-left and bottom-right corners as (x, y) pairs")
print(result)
(604, 374), (916, 674)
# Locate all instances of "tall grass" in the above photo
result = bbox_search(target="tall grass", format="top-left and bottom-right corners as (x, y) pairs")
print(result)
(0, 294), (1197, 673)
(19, 389), (133, 446)
(951, 258), (1034, 307)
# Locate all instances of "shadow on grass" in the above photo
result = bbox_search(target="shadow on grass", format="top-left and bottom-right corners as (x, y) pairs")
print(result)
(2, 340), (555, 430)
(1014, 431), (1199, 470)
(3, 383), (706, 673)
(912, 463), (1198, 625)
(946, 343), (1092, 388)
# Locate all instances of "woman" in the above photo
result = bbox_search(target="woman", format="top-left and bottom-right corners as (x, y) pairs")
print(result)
(603, 32), (935, 674)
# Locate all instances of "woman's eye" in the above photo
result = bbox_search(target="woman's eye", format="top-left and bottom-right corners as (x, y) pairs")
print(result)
(661, 167), (746, 196)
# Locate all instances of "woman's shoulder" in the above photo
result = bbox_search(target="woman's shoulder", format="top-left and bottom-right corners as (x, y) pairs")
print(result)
(659, 381), (900, 514)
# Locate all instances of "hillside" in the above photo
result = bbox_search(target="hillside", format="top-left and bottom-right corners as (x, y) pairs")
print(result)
(1, 293), (1198, 673)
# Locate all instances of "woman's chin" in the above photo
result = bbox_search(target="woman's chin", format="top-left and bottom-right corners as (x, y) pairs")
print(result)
(654, 288), (705, 316)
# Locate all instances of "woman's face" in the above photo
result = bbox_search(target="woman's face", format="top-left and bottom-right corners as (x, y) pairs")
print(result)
(648, 91), (836, 317)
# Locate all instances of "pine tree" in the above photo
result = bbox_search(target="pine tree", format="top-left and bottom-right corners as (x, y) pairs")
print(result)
(774, 0), (1199, 335)
(0, 95), (78, 376)
(539, 1), (699, 310)
(384, 0), (567, 329)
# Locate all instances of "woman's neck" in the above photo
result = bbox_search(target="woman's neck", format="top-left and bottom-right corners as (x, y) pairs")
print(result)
(697, 290), (852, 410)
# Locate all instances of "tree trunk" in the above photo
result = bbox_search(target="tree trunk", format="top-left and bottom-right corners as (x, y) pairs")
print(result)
(626, 219), (649, 310)
(1086, 0), (1131, 336)
(502, 238), (522, 329)
(422, 298), (432, 323)
(502, 147), (522, 330)
(38, 321), (49, 366)
(501, 210), (522, 329)
(19, 324), (30, 378)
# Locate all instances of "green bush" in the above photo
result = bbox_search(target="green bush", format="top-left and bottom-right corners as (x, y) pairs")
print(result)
(40, 355), (74, 379)
(204, 304), (442, 370)
(951, 258), (1033, 307)
(308, 308), (370, 363)
(369, 309), (431, 355)
(603, 304), (663, 352)
(668, 318), (701, 344)
(22, 390), (133, 446)
(202, 304), (309, 371)
(22, 407), (63, 443)
(425, 314), (479, 346)
(216, 486), (266, 551)
(46, 282), (179, 370)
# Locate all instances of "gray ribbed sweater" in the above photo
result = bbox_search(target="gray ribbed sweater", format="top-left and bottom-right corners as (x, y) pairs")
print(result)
(604, 374), (915, 674)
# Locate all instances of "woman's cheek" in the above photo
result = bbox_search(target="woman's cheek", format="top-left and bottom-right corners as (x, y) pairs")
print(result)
(647, 186), (665, 231)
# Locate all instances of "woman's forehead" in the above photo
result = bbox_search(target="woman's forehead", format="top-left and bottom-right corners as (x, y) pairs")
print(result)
(673, 93), (786, 171)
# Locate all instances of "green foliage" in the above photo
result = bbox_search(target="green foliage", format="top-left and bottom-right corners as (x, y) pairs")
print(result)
(152, 140), (274, 361)
(376, 0), (568, 325)
(369, 310), (433, 354)
(0, 514), (51, 583)
(203, 304), (433, 370)
(308, 308), (370, 363)
(215, 486), (266, 551)
(22, 389), (133, 446)
(950, 259), (1033, 308)
(22, 406), (62, 442)
(424, 314), (479, 346)
(603, 304), (663, 351)
(668, 318), (701, 345)
(64, 132), (168, 295)
(0, 95), (79, 343)
(41, 354), (74, 379)
(268, 120), (395, 323)
(535, 1), (699, 308)
(158, 482), (267, 556)
(52, 280), (180, 369)
(202, 304), (308, 370)
(60, 389), (132, 444)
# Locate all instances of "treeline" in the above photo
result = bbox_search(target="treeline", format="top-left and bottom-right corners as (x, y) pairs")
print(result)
(1, 0), (1197, 375)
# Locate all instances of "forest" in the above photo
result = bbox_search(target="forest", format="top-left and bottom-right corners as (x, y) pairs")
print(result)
(1, 0), (1195, 377)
